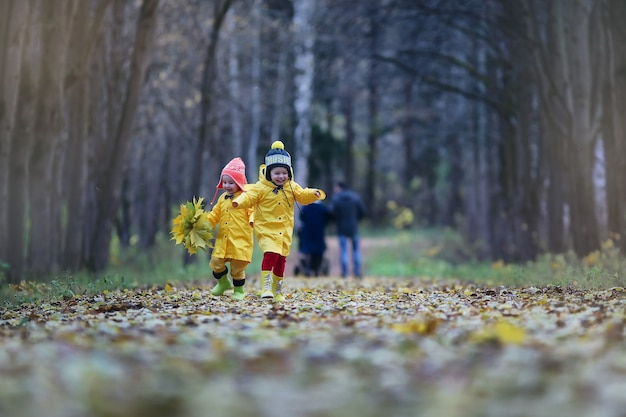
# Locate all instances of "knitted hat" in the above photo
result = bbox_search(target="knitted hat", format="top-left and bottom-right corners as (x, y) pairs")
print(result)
(264, 140), (292, 181)
(211, 157), (247, 204)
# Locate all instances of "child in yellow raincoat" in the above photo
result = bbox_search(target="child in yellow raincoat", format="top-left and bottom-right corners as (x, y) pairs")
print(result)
(232, 141), (325, 301)
(207, 157), (254, 300)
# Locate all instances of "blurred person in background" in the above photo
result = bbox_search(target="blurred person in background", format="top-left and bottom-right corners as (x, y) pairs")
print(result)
(296, 200), (331, 277)
(330, 181), (366, 278)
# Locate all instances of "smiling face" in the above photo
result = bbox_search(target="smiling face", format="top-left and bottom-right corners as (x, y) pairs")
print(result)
(269, 166), (289, 186)
(221, 175), (240, 195)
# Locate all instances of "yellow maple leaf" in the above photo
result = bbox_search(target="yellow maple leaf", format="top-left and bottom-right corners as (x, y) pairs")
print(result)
(170, 197), (214, 255)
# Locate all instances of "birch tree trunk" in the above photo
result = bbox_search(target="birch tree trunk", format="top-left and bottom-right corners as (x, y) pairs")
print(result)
(247, 0), (261, 180)
(292, 0), (315, 186)
(89, 0), (160, 271)
(270, 39), (288, 144)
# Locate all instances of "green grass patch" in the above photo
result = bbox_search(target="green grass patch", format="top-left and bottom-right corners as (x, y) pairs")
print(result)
(365, 229), (626, 288)
(0, 233), (267, 309)
(3, 228), (626, 308)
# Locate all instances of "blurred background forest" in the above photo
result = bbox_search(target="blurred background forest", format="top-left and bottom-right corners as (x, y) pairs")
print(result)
(1, 0), (626, 284)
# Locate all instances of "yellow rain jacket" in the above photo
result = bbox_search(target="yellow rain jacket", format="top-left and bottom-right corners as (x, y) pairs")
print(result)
(207, 190), (254, 261)
(232, 164), (326, 256)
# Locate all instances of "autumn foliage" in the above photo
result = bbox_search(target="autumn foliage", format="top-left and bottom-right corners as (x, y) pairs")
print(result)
(170, 197), (214, 255)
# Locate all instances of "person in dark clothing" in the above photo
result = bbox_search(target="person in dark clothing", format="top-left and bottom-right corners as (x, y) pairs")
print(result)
(329, 181), (366, 278)
(296, 200), (331, 276)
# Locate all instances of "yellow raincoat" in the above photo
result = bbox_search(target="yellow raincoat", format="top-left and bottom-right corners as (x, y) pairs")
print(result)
(207, 190), (254, 261)
(232, 164), (326, 256)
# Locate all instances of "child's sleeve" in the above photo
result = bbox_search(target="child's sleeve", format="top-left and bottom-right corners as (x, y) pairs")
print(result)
(206, 200), (221, 226)
(232, 185), (258, 209)
(293, 182), (326, 205)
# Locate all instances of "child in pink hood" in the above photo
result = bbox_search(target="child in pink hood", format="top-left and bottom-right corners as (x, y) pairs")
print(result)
(207, 157), (254, 300)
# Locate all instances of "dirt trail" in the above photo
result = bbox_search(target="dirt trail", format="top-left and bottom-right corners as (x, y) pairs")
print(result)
(285, 236), (393, 277)
(3, 271), (626, 417)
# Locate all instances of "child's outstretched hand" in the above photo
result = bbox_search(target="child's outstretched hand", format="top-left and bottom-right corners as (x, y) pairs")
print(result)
(232, 201), (239, 207)
(314, 190), (321, 198)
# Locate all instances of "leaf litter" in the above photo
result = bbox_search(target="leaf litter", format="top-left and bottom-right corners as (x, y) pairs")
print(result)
(1, 277), (626, 417)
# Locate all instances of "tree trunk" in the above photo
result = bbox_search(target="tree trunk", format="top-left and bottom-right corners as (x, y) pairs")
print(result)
(474, 99), (491, 258)
(227, 11), (243, 156)
(603, 0), (626, 252)
(269, 35), (288, 147)
(365, 51), (379, 220)
(247, 0), (261, 179)
(515, 108), (541, 261)
(28, 0), (71, 276)
(63, 0), (112, 270)
(188, 0), (232, 201)
(5, 1), (35, 283)
(602, 79), (623, 244)
(0, 1), (9, 262)
(293, 0), (316, 186)
(561, 0), (604, 256)
(444, 134), (463, 228)
(137, 137), (167, 250)
(568, 141), (600, 256)
(401, 78), (415, 195)
(90, 0), (160, 271)
(184, 0), (231, 266)
(0, 0), (30, 266)
(83, 0), (126, 268)
(339, 57), (355, 188)
(522, 0), (605, 256)
(545, 130), (567, 253)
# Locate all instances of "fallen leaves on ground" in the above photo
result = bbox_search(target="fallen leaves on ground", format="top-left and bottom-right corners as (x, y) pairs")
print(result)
(1, 278), (626, 417)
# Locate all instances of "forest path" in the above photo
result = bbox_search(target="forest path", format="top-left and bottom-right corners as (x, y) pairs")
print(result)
(2, 264), (626, 416)
(285, 235), (395, 278)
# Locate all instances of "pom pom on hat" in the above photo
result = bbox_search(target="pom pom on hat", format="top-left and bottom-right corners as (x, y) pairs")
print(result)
(265, 140), (292, 181)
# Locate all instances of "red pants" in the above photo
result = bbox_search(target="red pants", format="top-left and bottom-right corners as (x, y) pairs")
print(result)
(261, 252), (286, 277)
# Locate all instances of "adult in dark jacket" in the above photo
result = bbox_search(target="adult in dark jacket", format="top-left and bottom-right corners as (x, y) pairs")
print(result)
(330, 181), (366, 278)
(297, 200), (331, 276)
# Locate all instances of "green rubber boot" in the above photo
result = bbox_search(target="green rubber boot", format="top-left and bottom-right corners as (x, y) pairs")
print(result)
(211, 274), (233, 296)
(232, 285), (245, 300)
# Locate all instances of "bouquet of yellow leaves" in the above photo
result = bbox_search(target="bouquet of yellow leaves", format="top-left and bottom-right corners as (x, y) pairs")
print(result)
(170, 197), (214, 255)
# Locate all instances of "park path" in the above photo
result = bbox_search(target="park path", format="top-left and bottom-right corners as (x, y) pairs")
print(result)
(284, 235), (393, 278)
(2, 276), (626, 417)
(3, 235), (626, 417)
